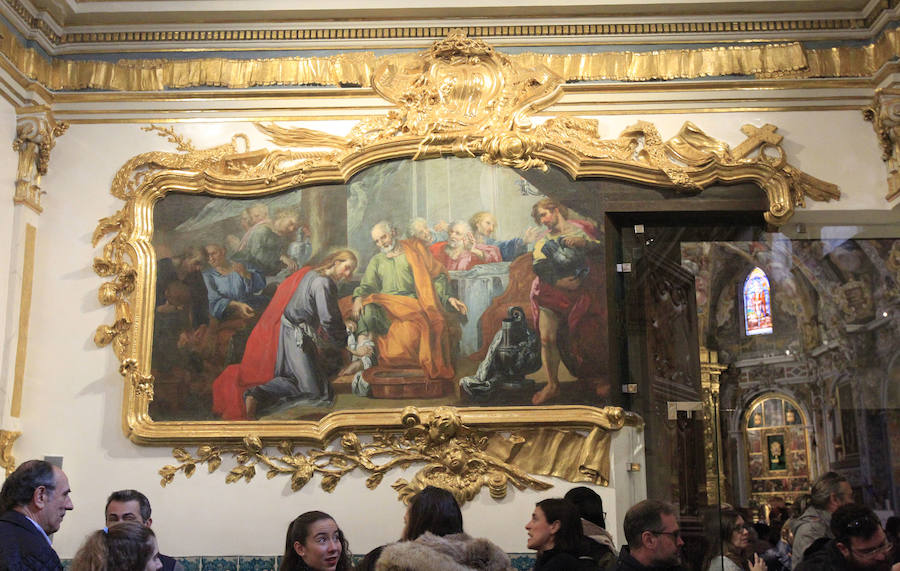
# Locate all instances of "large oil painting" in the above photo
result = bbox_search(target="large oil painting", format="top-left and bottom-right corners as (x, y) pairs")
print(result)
(149, 157), (610, 422)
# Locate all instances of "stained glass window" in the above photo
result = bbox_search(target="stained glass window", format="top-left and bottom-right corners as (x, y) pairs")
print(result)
(744, 267), (773, 335)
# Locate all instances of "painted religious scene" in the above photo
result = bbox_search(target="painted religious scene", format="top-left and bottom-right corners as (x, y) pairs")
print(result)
(149, 157), (610, 421)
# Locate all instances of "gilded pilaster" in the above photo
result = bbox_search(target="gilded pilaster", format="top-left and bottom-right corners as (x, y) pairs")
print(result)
(12, 112), (68, 213)
(700, 348), (728, 505)
(863, 90), (900, 202)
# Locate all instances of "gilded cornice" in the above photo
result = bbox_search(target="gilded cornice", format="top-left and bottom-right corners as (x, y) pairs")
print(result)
(3, 18), (900, 96)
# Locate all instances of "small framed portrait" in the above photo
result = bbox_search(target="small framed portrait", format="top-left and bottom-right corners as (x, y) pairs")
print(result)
(767, 434), (787, 471)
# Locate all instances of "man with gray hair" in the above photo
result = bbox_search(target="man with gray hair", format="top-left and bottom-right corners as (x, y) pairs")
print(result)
(349, 220), (467, 381)
(0, 459), (73, 570)
(792, 471), (853, 568)
(429, 220), (501, 270)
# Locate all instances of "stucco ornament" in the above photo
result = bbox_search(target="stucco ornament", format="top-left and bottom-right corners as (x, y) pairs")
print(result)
(12, 114), (68, 212)
(159, 407), (553, 504)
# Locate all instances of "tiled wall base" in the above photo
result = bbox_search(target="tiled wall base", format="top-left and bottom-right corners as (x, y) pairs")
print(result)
(64, 552), (537, 569)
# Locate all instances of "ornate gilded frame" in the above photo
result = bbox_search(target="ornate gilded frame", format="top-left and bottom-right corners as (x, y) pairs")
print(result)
(91, 30), (838, 495)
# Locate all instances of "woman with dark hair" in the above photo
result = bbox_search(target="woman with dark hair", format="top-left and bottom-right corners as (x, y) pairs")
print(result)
(374, 486), (510, 570)
(71, 522), (162, 571)
(564, 487), (616, 571)
(280, 511), (352, 571)
(526, 498), (598, 570)
(703, 508), (765, 571)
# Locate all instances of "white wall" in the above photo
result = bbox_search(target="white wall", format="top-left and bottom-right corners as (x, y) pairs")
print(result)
(9, 109), (888, 557)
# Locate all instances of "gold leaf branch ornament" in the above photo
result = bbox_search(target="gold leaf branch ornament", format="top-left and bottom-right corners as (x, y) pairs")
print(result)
(159, 407), (552, 504)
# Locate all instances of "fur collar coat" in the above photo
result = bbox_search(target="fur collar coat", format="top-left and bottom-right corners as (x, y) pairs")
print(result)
(375, 532), (512, 571)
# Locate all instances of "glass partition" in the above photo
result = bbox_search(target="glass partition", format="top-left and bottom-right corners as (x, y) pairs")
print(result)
(614, 213), (900, 570)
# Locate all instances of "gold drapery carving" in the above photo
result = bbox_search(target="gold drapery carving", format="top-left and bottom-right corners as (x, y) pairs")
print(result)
(4, 18), (900, 93)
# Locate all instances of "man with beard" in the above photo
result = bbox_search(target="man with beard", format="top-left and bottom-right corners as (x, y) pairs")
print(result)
(469, 210), (541, 261)
(348, 221), (467, 380)
(796, 504), (897, 571)
(616, 500), (687, 571)
(429, 220), (501, 270)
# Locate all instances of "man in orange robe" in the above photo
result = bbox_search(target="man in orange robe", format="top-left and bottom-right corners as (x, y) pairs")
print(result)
(348, 221), (468, 379)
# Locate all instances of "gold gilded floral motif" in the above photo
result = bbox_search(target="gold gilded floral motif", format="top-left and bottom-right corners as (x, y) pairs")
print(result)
(159, 407), (555, 504)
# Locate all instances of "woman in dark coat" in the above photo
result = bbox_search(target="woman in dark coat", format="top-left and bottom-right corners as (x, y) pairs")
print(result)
(526, 498), (598, 570)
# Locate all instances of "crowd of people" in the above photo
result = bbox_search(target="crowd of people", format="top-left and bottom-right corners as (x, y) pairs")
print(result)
(2, 460), (898, 571)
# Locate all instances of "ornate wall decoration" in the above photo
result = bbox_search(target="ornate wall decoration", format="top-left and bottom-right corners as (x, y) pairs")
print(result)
(158, 406), (626, 501)
(90, 32), (840, 502)
(12, 113), (68, 213)
(864, 89), (900, 201)
(837, 278), (875, 323)
(0, 430), (21, 476)
(4, 14), (900, 93)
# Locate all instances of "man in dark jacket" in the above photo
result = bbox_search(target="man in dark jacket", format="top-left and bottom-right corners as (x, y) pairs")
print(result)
(105, 489), (184, 571)
(0, 460), (74, 571)
(796, 503), (894, 571)
(616, 500), (688, 571)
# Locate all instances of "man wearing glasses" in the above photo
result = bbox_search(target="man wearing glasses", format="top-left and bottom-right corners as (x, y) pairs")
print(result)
(617, 499), (687, 571)
(795, 503), (897, 571)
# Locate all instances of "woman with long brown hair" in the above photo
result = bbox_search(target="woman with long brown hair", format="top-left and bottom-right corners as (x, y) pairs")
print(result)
(704, 509), (765, 571)
(280, 511), (352, 571)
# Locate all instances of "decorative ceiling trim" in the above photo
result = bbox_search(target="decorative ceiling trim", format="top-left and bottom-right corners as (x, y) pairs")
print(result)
(5, 0), (900, 52)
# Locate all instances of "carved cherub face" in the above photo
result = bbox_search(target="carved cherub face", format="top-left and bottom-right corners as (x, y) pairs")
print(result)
(428, 407), (461, 442)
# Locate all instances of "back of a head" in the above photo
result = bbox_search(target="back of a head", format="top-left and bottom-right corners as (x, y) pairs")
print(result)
(624, 499), (674, 549)
(403, 486), (463, 541)
(536, 498), (584, 554)
(0, 459), (55, 513)
(71, 522), (156, 571)
(810, 471), (847, 509)
(831, 504), (880, 545)
(564, 486), (606, 529)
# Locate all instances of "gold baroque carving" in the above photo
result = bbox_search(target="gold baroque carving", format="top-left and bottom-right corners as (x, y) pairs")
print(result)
(12, 113), (68, 212)
(0, 430), (21, 476)
(4, 17), (900, 93)
(863, 89), (900, 201)
(159, 407), (561, 503)
(92, 31), (836, 451)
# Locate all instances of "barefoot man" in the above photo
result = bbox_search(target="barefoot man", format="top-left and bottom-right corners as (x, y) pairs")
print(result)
(530, 198), (608, 405)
